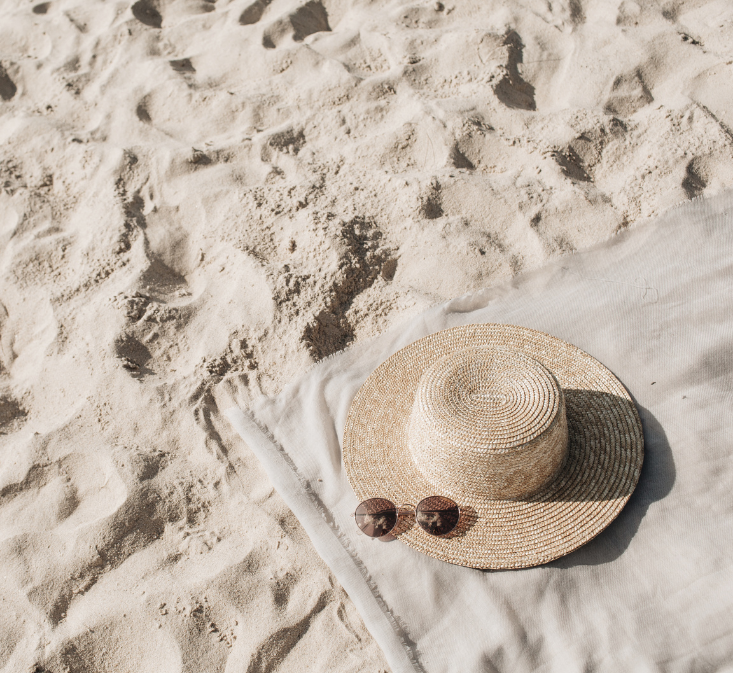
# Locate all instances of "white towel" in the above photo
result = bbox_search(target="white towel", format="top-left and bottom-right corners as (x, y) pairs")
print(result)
(225, 192), (733, 673)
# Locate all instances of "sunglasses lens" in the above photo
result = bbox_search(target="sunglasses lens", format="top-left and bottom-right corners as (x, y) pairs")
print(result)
(355, 498), (398, 538)
(416, 496), (460, 536)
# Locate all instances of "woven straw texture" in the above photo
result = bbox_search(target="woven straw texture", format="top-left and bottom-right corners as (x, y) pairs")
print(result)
(408, 346), (569, 501)
(343, 323), (644, 570)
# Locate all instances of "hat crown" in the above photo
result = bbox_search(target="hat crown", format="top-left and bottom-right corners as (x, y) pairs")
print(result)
(407, 347), (569, 500)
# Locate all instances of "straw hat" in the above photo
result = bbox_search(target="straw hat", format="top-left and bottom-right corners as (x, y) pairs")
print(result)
(343, 324), (644, 570)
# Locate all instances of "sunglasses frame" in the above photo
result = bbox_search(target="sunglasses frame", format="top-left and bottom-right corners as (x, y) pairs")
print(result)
(354, 495), (462, 538)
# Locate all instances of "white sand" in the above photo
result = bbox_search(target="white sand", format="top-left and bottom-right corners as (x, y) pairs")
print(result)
(0, 0), (731, 670)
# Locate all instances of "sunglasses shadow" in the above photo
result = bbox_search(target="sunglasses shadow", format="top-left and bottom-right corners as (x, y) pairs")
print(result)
(378, 504), (479, 542)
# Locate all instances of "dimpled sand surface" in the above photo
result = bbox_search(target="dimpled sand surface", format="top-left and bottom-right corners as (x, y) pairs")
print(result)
(0, 0), (732, 670)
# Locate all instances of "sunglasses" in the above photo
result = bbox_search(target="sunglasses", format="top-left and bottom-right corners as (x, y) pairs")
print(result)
(354, 496), (461, 538)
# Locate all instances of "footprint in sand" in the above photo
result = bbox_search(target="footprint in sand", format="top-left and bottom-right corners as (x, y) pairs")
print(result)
(131, 0), (162, 28)
(0, 64), (17, 101)
(261, 0), (330, 49)
(480, 31), (536, 111)
(114, 334), (154, 376)
(239, 0), (271, 25)
(169, 57), (195, 73)
(604, 69), (653, 117)
(682, 156), (711, 199)
(0, 394), (26, 434)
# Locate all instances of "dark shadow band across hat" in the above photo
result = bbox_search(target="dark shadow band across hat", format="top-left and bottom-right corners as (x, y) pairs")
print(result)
(343, 324), (644, 570)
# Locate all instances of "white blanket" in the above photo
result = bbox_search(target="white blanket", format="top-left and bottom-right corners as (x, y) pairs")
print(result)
(225, 192), (733, 673)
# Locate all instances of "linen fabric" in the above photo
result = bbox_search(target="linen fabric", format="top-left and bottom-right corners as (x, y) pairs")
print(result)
(225, 192), (733, 673)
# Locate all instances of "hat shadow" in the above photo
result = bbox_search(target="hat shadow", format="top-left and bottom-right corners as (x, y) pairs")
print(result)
(532, 389), (649, 504)
(549, 397), (675, 568)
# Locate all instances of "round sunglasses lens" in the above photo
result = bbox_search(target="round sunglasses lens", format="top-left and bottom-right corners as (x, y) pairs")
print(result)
(415, 496), (460, 536)
(355, 498), (398, 538)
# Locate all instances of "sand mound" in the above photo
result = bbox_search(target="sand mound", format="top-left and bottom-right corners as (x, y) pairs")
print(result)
(0, 0), (732, 670)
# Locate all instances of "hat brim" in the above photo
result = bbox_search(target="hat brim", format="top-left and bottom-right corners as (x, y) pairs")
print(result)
(343, 324), (644, 570)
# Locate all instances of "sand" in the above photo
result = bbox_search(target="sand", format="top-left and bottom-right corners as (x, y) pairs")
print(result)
(0, 0), (731, 670)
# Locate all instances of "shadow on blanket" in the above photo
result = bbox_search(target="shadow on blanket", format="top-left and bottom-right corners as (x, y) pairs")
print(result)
(551, 402), (674, 568)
